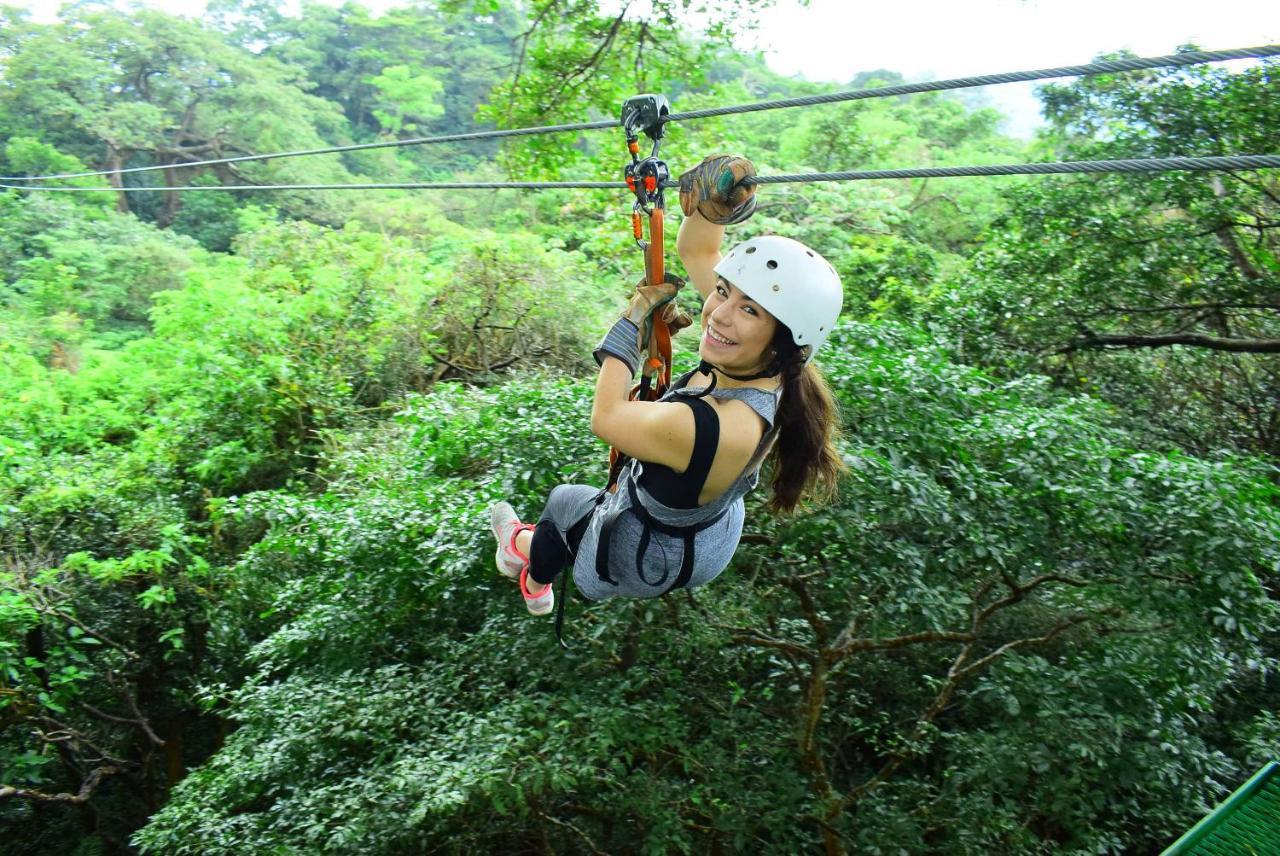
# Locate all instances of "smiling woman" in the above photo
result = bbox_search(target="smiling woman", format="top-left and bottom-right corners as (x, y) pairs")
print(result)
(701, 276), (778, 369)
(489, 154), (847, 618)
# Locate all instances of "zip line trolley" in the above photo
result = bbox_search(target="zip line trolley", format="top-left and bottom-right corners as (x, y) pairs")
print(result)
(606, 93), (673, 490)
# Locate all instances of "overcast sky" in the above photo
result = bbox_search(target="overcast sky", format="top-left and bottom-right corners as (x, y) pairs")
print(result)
(13, 0), (1279, 136)
(749, 0), (1277, 135)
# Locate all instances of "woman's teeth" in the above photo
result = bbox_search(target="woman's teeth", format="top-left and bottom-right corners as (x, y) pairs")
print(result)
(707, 329), (736, 345)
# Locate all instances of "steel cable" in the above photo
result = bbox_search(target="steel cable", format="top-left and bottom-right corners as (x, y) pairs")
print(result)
(2, 44), (1276, 184)
(667, 45), (1280, 122)
(0, 180), (626, 192)
(739, 155), (1280, 185)
(0, 120), (619, 183)
(3, 155), (1277, 194)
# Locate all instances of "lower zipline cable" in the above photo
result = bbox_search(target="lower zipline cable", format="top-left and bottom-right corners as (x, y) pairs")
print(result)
(3, 155), (1278, 193)
(740, 155), (1280, 185)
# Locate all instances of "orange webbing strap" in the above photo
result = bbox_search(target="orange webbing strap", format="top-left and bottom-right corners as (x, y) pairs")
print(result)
(606, 206), (671, 491)
(642, 206), (672, 394)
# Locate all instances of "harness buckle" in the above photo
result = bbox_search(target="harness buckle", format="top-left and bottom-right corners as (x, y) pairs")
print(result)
(624, 156), (669, 212)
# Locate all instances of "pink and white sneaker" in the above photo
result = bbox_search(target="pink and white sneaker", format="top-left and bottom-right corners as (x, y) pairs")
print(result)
(490, 502), (533, 580)
(519, 566), (554, 616)
(489, 502), (554, 616)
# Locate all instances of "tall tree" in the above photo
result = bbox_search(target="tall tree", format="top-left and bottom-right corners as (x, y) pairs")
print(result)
(0, 7), (354, 225)
(937, 55), (1280, 455)
(457, 0), (790, 175)
(1011, 56), (1278, 354)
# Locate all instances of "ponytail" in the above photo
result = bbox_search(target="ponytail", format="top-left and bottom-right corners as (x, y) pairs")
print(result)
(764, 330), (845, 515)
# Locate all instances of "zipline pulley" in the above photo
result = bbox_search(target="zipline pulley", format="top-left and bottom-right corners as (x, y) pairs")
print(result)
(621, 93), (670, 143)
(621, 93), (671, 275)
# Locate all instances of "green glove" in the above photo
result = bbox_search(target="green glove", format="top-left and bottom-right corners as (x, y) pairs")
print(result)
(678, 155), (758, 225)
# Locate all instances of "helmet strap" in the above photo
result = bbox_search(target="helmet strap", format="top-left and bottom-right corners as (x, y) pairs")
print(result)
(696, 357), (780, 384)
(689, 336), (789, 399)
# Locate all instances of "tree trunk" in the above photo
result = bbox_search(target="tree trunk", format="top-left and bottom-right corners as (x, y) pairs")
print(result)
(158, 159), (181, 228)
(105, 146), (130, 215)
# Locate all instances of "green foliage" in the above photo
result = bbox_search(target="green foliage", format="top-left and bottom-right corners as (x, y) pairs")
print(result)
(167, 177), (250, 252)
(476, 0), (788, 178)
(133, 322), (1279, 855)
(0, 176), (619, 847)
(367, 64), (447, 135)
(209, 0), (515, 171)
(0, 187), (201, 367)
(0, 6), (357, 225)
(933, 56), (1280, 458)
(3, 6), (1276, 855)
(0, 520), (222, 849)
(2, 137), (112, 197)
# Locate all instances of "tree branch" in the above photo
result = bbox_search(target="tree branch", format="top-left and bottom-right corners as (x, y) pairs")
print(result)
(956, 613), (1095, 679)
(831, 629), (974, 659)
(783, 575), (830, 647)
(505, 1), (562, 120)
(0, 766), (121, 804)
(35, 717), (131, 768)
(722, 626), (811, 658)
(1210, 175), (1264, 280)
(77, 702), (165, 748)
(1063, 330), (1280, 354)
(547, 4), (630, 103)
(1225, 171), (1280, 207)
(1065, 301), (1280, 319)
(536, 809), (609, 856)
(35, 605), (140, 661)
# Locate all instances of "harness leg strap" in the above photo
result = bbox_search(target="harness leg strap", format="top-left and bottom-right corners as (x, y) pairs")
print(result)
(554, 571), (573, 649)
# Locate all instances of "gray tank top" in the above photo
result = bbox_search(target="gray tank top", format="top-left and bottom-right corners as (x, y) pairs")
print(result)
(623, 372), (781, 527)
(571, 372), (781, 600)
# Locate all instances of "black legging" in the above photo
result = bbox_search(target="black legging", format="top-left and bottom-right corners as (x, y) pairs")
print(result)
(528, 512), (592, 586)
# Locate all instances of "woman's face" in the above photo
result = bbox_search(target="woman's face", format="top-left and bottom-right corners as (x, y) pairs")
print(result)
(699, 276), (779, 375)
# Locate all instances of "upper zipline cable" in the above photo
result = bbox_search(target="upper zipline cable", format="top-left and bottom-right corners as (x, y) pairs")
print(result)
(0, 119), (620, 183)
(2, 44), (1277, 185)
(3, 155), (1278, 193)
(0, 180), (624, 191)
(664, 45), (1280, 121)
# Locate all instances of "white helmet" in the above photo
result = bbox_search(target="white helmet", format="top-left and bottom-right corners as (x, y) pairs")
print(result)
(713, 235), (843, 364)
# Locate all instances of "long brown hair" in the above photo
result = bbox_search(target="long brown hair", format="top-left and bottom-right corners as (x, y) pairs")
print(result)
(763, 329), (846, 515)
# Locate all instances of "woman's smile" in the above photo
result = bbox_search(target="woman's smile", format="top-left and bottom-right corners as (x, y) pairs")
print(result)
(703, 326), (738, 348)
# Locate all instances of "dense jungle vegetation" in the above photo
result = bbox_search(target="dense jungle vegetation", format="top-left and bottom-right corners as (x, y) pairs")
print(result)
(1, 2), (1277, 854)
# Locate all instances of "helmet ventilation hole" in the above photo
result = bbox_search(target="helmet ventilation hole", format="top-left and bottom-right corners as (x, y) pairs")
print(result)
(766, 260), (778, 270)
(745, 246), (757, 254)
(772, 284), (780, 291)
(806, 251), (814, 257)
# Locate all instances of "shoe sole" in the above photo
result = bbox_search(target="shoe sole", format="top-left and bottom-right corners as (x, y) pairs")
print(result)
(491, 503), (523, 580)
(495, 544), (521, 580)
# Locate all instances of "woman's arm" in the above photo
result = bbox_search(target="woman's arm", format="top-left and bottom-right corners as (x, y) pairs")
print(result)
(676, 210), (724, 302)
(676, 154), (756, 300)
(588, 275), (697, 470)
(590, 355), (694, 471)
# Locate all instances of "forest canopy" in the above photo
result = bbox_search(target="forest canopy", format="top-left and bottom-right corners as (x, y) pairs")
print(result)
(1, 2), (1277, 854)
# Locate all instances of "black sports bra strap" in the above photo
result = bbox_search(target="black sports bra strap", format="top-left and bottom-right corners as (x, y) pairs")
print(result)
(680, 396), (720, 502)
